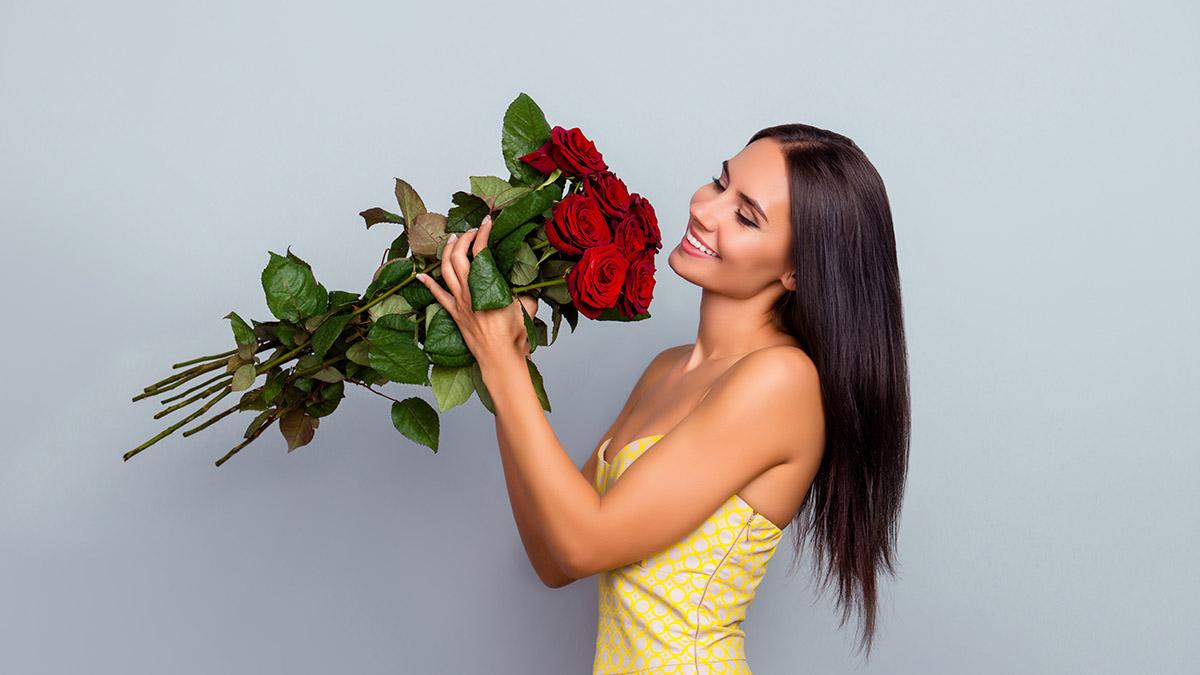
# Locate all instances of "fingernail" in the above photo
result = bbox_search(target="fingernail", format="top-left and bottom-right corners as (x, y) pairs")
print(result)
(449, 234), (457, 243)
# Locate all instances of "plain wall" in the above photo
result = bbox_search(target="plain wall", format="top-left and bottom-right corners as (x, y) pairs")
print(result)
(1, 1), (1196, 673)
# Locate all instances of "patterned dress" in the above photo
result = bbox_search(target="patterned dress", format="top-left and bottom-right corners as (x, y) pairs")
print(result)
(591, 434), (784, 675)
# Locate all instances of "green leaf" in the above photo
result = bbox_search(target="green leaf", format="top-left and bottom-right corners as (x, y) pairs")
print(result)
(502, 92), (553, 187)
(520, 301), (537, 355)
(542, 281), (571, 304)
(387, 232), (410, 260)
(367, 314), (429, 385)
(261, 250), (328, 322)
(231, 363), (257, 392)
(328, 290), (360, 308)
(262, 369), (285, 403)
(310, 313), (351, 360)
(366, 294), (411, 322)
(346, 341), (371, 366)
(238, 388), (267, 411)
(360, 207), (405, 229)
(390, 397), (439, 452)
(236, 342), (256, 361)
(224, 311), (256, 346)
(244, 409), (275, 439)
(312, 366), (343, 383)
(469, 176), (532, 211)
(533, 316), (548, 348)
(430, 364), (475, 412)
(446, 191), (489, 234)
(508, 241), (539, 286)
(469, 361), (495, 414)
(540, 260), (573, 277)
(306, 380), (345, 417)
(364, 258), (415, 299)
(467, 248), (513, 311)
(526, 358), (551, 412)
(393, 178), (427, 225)
(423, 304), (474, 367)
(495, 221), (539, 279)
(490, 183), (561, 243)
(550, 304), (563, 346)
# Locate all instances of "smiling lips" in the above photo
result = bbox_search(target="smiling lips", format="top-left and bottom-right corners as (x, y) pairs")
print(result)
(684, 226), (720, 258)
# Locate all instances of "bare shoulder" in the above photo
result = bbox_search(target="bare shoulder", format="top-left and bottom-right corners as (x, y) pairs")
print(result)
(710, 345), (824, 460)
(723, 344), (819, 392)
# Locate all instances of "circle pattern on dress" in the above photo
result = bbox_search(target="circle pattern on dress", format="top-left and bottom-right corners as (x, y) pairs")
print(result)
(591, 435), (784, 674)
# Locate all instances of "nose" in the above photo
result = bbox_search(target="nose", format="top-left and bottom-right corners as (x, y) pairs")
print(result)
(688, 203), (718, 235)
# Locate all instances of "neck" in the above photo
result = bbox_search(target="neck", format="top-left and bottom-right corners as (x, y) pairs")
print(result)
(683, 286), (792, 372)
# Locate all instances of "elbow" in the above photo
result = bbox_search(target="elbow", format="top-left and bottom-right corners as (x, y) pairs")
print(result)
(560, 546), (594, 581)
(541, 571), (576, 589)
(539, 558), (585, 588)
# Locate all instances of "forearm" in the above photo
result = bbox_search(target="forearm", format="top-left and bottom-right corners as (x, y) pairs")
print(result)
(494, 411), (575, 587)
(481, 355), (601, 576)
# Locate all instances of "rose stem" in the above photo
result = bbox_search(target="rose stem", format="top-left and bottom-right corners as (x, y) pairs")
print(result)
(214, 408), (283, 467)
(123, 388), (233, 462)
(172, 348), (239, 369)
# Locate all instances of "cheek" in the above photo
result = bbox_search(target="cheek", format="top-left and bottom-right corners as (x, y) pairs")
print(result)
(721, 235), (786, 279)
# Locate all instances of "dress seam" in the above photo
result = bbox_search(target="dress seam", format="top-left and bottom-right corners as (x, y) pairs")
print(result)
(692, 513), (754, 668)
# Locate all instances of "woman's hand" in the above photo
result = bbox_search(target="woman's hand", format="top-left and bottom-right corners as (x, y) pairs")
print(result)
(414, 215), (539, 370)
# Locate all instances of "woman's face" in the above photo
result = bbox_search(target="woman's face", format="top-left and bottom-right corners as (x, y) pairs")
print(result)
(668, 137), (795, 297)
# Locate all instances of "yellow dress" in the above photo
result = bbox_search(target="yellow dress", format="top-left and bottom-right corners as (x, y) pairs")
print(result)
(591, 434), (784, 675)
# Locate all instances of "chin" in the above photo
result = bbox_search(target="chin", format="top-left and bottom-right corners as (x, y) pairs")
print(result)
(665, 244), (707, 288)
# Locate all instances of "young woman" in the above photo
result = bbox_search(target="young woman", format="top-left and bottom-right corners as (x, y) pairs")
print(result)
(415, 123), (910, 673)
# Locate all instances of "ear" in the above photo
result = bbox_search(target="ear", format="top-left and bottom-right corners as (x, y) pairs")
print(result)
(781, 270), (797, 292)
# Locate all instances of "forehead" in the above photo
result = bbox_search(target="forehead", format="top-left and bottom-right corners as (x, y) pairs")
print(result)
(727, 138), (790, 226)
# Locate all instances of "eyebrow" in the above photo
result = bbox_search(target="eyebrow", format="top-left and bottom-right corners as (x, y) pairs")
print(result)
(722, 160), (769, 225)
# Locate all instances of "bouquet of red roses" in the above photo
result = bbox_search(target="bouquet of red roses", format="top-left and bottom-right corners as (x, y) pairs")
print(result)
(124, 92), (661, 465)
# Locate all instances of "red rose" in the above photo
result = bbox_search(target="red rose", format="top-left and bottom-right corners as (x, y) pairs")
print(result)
(613, 212), (648, 259)
(583, 170), (632, 219)
(545, 193), (611, 256)
(624, 193), (662, 250)
(520, 125), (609, 179)
(617, 249), (656, 318)
(566, 244), (629, 320)
(519, 142), (558, 175)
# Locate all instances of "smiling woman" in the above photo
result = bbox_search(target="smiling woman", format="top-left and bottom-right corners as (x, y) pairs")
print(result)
(476, 122), (909, 674)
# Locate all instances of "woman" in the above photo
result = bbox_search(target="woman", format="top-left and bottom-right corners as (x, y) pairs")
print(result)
(415, 123), (910, 672)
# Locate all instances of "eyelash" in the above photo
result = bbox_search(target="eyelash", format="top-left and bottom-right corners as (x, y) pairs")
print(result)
(710, 176), (759, 228)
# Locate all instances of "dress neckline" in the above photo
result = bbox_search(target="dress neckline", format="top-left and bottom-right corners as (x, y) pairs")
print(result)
(598, 434), (665, 466)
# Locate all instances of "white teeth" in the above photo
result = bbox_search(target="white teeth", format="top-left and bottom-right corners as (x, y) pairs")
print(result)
(686, 230), (719, 257)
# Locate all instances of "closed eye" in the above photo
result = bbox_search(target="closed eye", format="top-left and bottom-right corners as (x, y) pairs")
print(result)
(710, 177), (760, 229)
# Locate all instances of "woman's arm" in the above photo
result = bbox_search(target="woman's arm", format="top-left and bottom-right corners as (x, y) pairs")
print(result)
(495, 346), (681, 588)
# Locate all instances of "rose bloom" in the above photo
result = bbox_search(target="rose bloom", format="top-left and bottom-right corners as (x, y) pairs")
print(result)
(519, 125), (609, 178)
(545, 193), (611, 256)
(565, 243), (628, 319)
(583, 170), (632, 219)
(617, 249), (656, 318)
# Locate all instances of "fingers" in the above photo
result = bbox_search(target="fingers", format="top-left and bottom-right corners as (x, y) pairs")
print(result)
(421, 216), (493, 317)
(415, 269), (455, 316)
(449, 227), (480, 308)
(439, 232), (462, 299)
(472, 214), (493, 257)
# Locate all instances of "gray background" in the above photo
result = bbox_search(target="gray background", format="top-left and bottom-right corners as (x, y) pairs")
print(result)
(1, 1), (1196, 673)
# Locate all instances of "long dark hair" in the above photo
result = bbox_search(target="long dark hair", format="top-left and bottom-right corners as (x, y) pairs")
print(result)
(747, 124), (910, 657)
